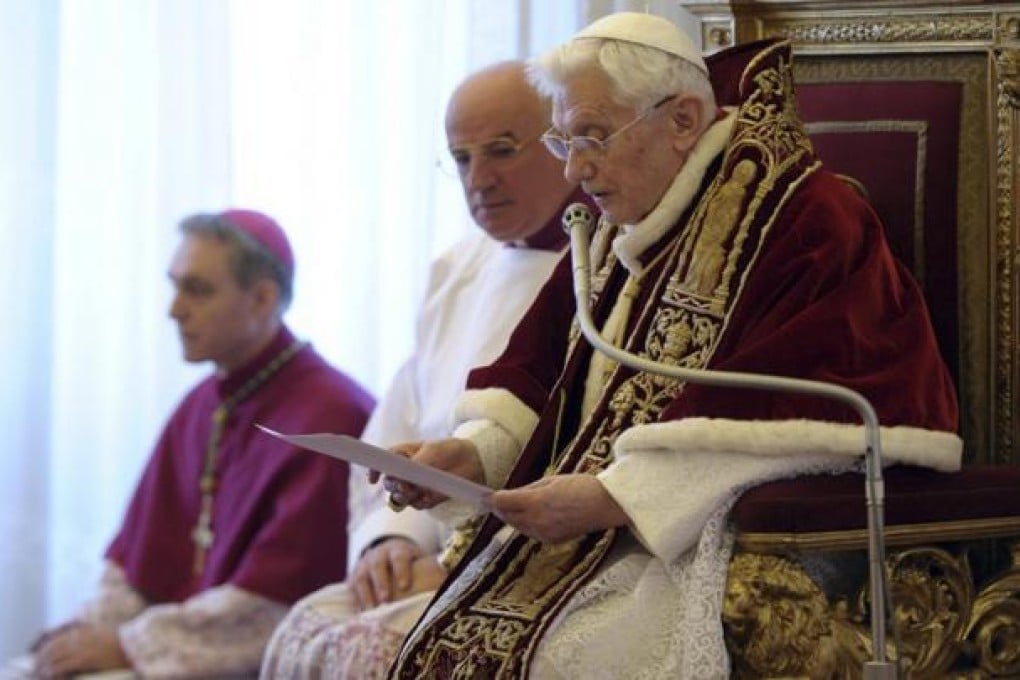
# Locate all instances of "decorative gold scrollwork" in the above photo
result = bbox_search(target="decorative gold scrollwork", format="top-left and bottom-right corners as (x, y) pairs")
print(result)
(996, 48), (1020, 108)
(1006, 17), (1020, 42)
(993, 47), (1018, 463)
(960, 540), (1020, 676)
(724, 543), (1020, 678)
(881, 547), (973, 676)
(773, 16), (993, 46)
(723, 553), (870, 678)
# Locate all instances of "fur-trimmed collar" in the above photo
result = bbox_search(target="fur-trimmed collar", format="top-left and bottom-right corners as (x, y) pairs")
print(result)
(613, 109), (737, 276)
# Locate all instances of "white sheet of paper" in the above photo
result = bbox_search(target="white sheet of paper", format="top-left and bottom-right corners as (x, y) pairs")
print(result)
(257, 424), (492, 509)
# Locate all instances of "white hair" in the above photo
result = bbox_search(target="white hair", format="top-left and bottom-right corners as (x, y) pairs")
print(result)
(528, 38), (717, 122)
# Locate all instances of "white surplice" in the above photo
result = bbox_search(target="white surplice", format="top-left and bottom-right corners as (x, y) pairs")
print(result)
(261, 229), (566, 679)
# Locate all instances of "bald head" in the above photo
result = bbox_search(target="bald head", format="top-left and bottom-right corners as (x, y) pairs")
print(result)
(444, 61), (574, 243)
(446, 61), (550, 138)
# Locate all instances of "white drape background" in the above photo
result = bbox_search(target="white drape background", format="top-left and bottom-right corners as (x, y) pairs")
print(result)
(0, 0), (696, 659)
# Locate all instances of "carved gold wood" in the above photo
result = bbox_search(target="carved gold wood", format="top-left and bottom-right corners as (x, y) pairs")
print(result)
(724, 541), (1020, 678)
(679, 0), (1020, 465)
(737, 516), (1020, 553)
(680, 1), (1020, 55)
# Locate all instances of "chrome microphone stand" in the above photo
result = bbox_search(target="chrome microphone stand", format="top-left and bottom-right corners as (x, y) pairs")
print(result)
(563, 203), (897, 678)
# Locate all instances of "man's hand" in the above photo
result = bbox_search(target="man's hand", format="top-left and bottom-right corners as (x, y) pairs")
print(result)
(377, 438), (484, 509)
(351, 536), (422, 609)
(490, 474), (628, 543)
(28, 621), (76, 655)
(34, 622), (130, 678)
(351, 537), (448, 611)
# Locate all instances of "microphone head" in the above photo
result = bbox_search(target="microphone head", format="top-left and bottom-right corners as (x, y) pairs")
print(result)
(561, 202), (594, 236)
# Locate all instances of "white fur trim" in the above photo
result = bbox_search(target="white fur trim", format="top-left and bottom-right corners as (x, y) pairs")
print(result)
(432, 417), (524, 530)
(613, 418), (962, 472)
(453, 387), (539, 449)
(452, 418), (520, 490)
(613, 110), (737, 275)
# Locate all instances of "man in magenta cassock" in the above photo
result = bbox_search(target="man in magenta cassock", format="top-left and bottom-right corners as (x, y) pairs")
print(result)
(29, 209), (374, 678)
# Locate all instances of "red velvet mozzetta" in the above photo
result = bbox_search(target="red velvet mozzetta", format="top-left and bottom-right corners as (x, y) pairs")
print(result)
(732, 464), (1020, 534)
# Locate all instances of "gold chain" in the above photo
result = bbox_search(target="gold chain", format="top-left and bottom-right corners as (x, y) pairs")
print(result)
(191, 338), (306, 576)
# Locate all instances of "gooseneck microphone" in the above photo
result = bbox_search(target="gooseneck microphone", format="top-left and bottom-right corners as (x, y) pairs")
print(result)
(562, 203), (896, 679)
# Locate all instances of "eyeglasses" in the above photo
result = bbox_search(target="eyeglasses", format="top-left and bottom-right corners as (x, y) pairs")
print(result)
(540, 95), (677, 162)
(438, 134), (540, 177)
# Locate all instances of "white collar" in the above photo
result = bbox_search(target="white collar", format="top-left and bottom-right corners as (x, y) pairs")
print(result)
(612, 109), (737, 276)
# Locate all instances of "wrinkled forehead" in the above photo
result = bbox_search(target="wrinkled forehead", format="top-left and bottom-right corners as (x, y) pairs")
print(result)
(447, 102), (538, 148)
(550, 68), (632, 131)
(446, 121), (519, 148)
(446, 72), (548, 145)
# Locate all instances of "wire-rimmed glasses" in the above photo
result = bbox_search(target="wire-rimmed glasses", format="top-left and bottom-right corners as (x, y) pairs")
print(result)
(437, 134), (540, 177)
(540, 95), (677, 162)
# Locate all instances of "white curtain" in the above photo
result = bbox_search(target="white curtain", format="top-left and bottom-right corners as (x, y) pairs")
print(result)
(0, 0), (699, 660)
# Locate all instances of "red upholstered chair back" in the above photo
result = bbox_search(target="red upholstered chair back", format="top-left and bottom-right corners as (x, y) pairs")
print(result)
(795, 81), (961, 387)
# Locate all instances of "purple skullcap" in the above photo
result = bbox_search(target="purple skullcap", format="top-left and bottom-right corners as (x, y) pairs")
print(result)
(218, 208), (295, 272)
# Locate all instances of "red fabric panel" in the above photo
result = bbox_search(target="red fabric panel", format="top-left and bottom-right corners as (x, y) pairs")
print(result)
(732, 464), (1020, 533)
(795, 81), (962, 386)
(664, 170), (958, 432)
(704, 43), (971, 539)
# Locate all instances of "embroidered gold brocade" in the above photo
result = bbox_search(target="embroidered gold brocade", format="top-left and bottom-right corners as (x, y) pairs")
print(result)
(438, 515), (486, 572)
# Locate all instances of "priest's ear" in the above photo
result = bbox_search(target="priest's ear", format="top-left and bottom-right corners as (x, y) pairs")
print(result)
(668, 96), (706, 155)
(250, 277), (284, 320)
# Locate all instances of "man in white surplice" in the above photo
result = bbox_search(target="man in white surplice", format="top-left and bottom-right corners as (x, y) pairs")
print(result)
(259, 60), (589, 678)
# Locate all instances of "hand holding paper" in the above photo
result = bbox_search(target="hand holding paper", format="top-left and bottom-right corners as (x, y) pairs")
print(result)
(257, 425), (492, 509)
(383, 438), (487, 510)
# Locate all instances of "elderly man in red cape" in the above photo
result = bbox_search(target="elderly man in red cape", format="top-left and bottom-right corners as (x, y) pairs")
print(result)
(24, 210), (374, 678)
(384, 12), (961, 679)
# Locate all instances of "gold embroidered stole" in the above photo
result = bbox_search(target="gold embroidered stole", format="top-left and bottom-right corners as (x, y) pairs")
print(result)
(392, 40), (819, 679)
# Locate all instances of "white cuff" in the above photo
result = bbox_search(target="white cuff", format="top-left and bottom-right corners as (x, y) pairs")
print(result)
(452, 418), (521, 489)
(426, 419), (523, 530)
(454, 387), (538, 450)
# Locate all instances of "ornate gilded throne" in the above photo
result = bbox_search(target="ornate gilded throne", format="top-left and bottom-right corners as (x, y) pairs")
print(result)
(678, 1), (1020, 677)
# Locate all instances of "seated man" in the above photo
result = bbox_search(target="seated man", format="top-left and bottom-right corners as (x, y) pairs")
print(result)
(259, 61), (589, 679)
(384, 12), (962, 679)
(22, 209), (374, 678)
